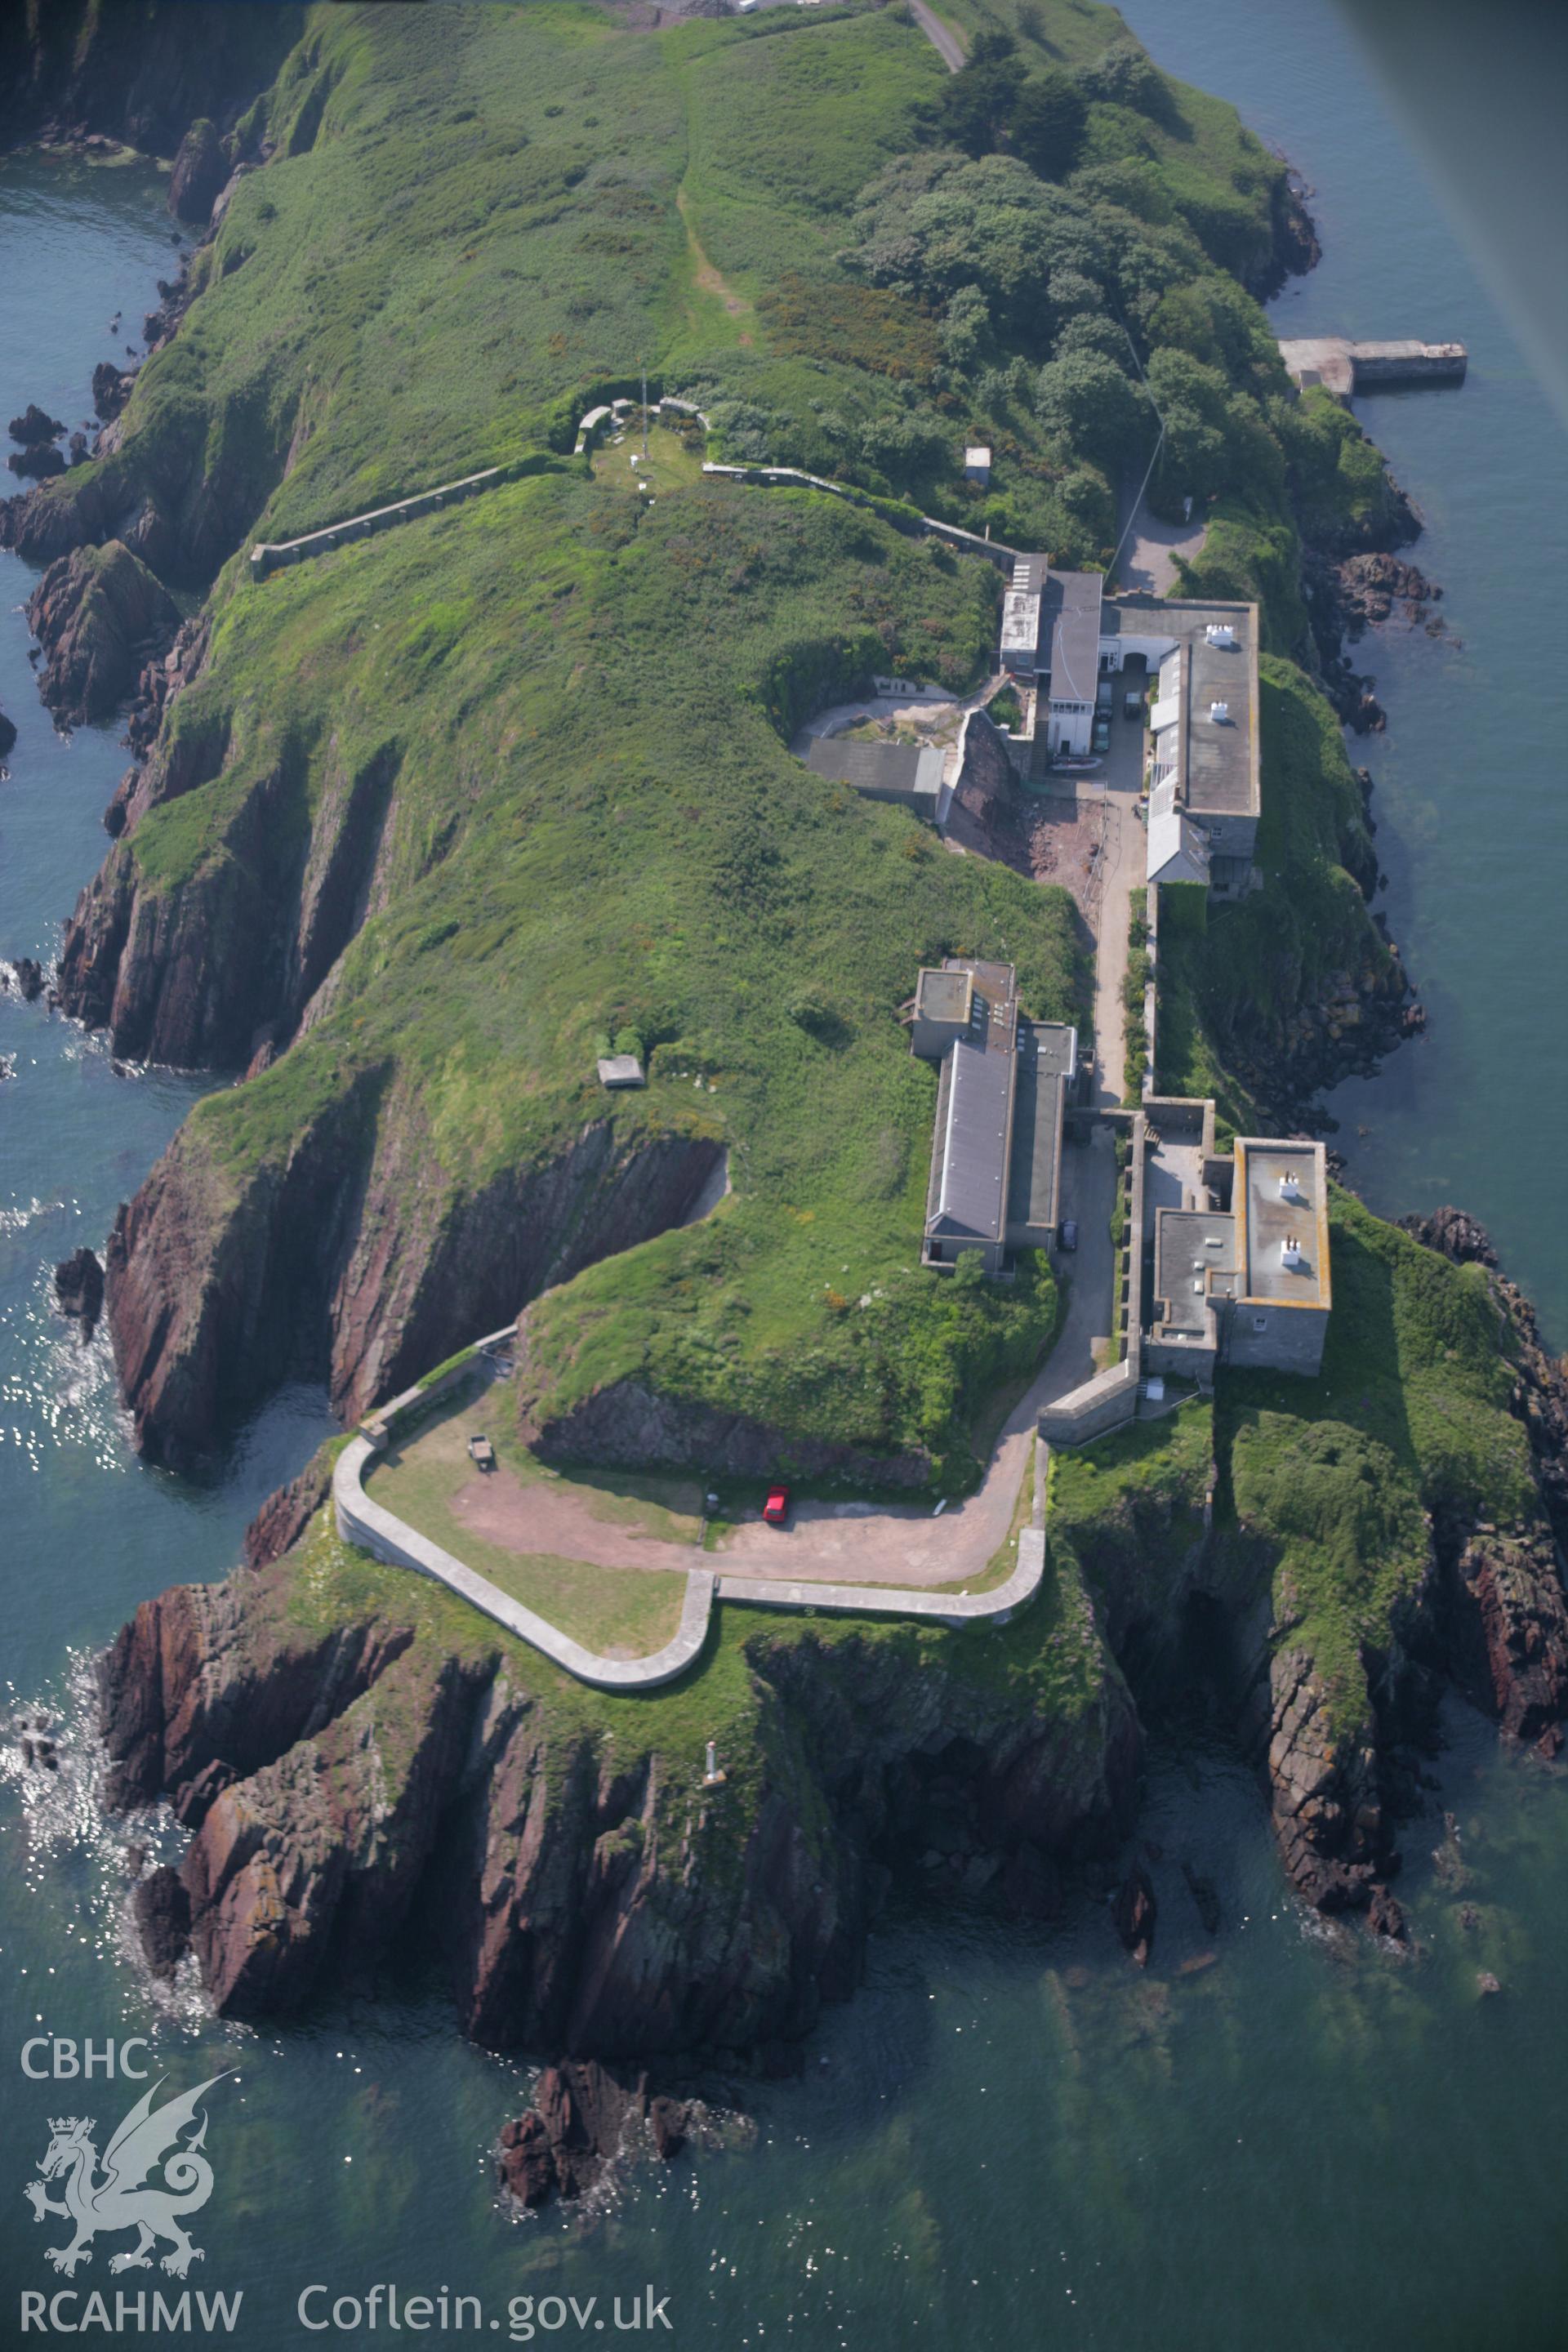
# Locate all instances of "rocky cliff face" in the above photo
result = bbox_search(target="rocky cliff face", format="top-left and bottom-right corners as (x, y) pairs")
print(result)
(100, 1544), (1138, 2052)
(1263, 1210), (1568, 1928)
(105, 1090), (724, 1469)
(0, 2), (303, 155)
(26, 541), (179, 728)
(56, 706), (395, 1064)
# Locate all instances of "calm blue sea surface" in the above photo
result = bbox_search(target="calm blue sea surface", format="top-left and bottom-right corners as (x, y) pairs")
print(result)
(2, 24), (1567, 2345)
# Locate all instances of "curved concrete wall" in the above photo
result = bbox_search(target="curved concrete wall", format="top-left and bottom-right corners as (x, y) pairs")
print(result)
(332, 1339), (1047, 1687)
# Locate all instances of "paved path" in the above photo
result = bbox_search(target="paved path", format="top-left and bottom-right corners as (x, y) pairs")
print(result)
(335, 1431), (1046, 1689)
(1089, 791), (1141, 1107)
(908, 0), (964, 72)
(1115, 479), (1206, 598)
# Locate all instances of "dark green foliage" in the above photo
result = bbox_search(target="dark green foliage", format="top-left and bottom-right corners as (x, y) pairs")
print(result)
(1034, 348), (1149, 471)
(1272, 385), (1414, 553)
(930, 29), (1022, 158)
(1010, 69), (1088, 180)
(1075, 38), (1169, 119)
(1153, 657), (1387, 1099)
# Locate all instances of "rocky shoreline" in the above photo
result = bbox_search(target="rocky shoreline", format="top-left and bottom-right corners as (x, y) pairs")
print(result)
(96, 1549), (1138, 2053)
(4, 2), (1563, 2190)
(1264, 1208), (1568, 1940)
(81, 1195), (1568, 2135)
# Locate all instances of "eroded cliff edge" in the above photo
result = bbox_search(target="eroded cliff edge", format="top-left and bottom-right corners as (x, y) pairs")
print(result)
(100, 1521), (1137, 2053)
(97, 1192), (1568, 2052)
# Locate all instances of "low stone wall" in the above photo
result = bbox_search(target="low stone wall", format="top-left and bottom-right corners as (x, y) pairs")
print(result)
(359, 1322), (517, 1448)
(701, 463), (1016, 571)
(716, 1529), (1043, 1633)
(334, 1435), (717, 1690)
(249, 457), (560, 580)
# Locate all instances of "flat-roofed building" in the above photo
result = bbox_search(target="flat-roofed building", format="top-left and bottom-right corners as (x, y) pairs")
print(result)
(806, 736), (946, 818)
(1000, 552), (1048, 677)
(1230, 1137), (1331, 1372)
(1147, 1131), (1330, 1378)
(1098, 595), (1261, 895)
(1041, 568), (1104, 756)
(909, 959), (1077, 1275)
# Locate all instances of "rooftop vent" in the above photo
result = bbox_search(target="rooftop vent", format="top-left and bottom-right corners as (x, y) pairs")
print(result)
(1209, 700), (1231, 724)
(1281, 1233), (1304, 1271)
(1278, 1170), (1306, 1203)
(1205, 624), (1237, 648)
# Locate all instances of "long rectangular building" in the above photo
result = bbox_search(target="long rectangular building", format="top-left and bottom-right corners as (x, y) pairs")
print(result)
(1099, 595), (1262, 895)
(910, 960), (1077, 1275)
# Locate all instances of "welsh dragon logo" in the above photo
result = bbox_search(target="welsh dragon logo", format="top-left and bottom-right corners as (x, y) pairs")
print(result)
(24, 2073), (231, 2278)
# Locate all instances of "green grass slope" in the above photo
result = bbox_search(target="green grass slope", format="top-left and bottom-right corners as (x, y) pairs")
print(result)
(1217, 1191), (1535, 1728)
(48, 0), (1423, 1517)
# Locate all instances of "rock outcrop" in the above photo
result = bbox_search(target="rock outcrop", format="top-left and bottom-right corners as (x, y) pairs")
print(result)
(497, 2064), (693, 2207)
(54, 1246), (105, 1337)
(1111, 1862), (1156, 1964)
(132, 1864), (192, 1977)
(25, 541), (179, 728)
(99, 1550), (1138, 2051)
(91, 362), (136, 424)
(168, 118), (229, 225)
(242, 1449), (336, 1569)
(1222, 934), (1423, 1129)
(0, 2), (304, 156)
(7, 443), (67, 482)
(1267, 1637), (1392, 1914)
(9, 404), (66, 448)
(1264, 1212), (1568, 1920)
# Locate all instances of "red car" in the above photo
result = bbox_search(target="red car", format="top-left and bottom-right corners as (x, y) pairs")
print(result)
(762, 1486), (791, 1528)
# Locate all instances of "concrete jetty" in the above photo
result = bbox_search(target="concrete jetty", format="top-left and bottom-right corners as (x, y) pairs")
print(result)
(1277, 337), (1467, 401)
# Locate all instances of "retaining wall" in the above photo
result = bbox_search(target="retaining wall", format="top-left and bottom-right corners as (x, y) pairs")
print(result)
(1037, 1360), (1138, 1446)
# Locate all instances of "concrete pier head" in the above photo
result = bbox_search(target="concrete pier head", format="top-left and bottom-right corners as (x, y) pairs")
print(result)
(1276, 337), (1467, 401)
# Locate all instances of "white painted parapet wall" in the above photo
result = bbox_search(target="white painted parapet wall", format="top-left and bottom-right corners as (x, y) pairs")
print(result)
(333, 1432), (717, 1690)
(332, 1330), (1046, 1690)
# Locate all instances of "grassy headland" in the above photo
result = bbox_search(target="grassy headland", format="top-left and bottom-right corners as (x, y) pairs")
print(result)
(31, 3), (1472, 1649)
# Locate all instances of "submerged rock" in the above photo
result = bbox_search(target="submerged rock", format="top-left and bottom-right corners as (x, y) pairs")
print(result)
(1112, 1863), (1156, 1966)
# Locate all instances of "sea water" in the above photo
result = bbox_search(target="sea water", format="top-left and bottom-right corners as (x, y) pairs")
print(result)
(2, 29), (1568, 2341)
